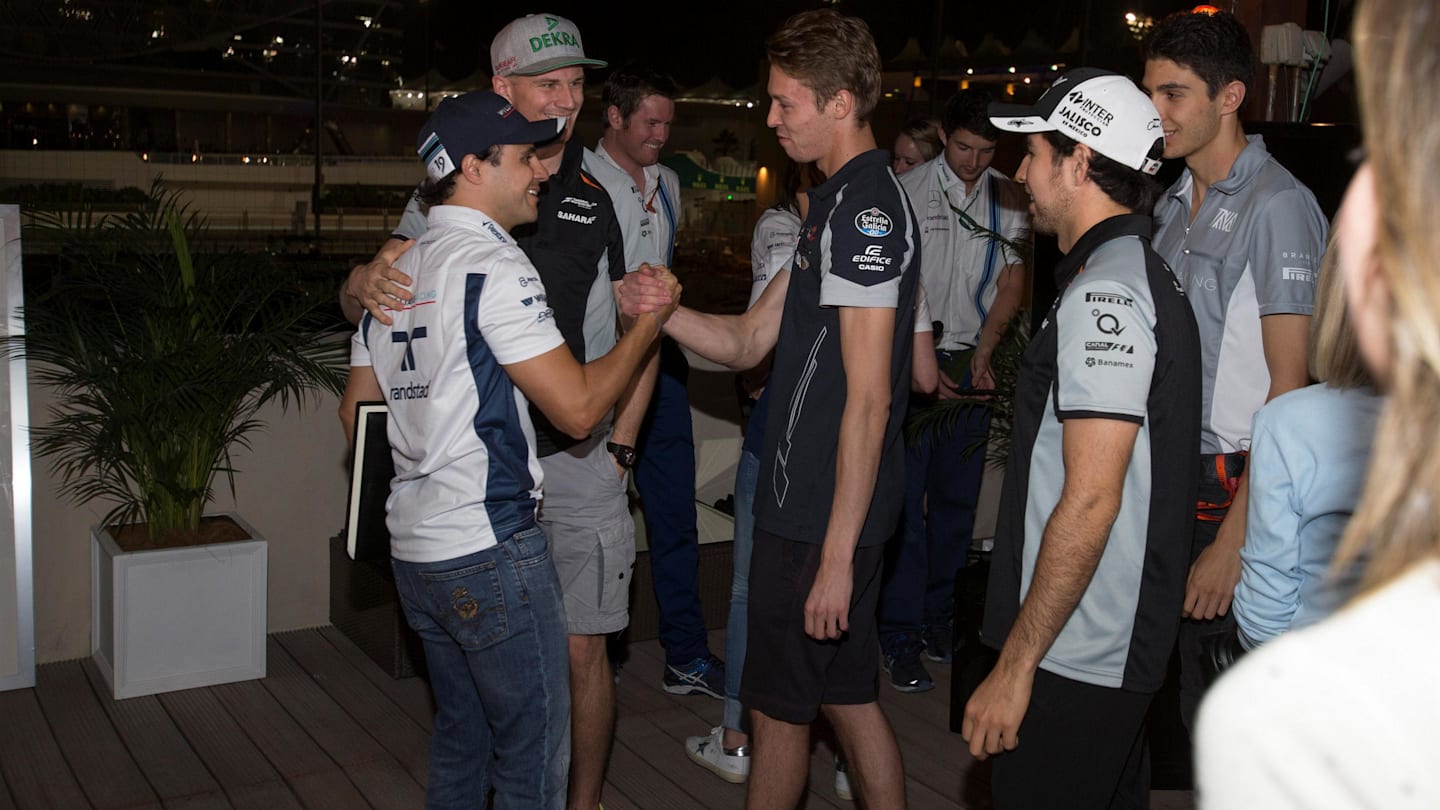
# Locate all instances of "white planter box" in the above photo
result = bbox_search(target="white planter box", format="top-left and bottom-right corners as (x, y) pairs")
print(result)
(91, 512), (267, 699)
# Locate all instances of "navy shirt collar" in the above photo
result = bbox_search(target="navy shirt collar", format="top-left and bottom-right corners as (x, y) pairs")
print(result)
(811, 149), (890, 200)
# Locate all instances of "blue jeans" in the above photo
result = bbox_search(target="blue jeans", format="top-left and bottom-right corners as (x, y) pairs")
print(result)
(634, 338), (709, 666)
(879, 361), (991, 643)
(722, 446), (760, 732)
(392, 525), (570, 810)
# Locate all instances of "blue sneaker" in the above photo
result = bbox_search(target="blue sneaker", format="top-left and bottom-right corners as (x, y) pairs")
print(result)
(663, 655), (726, 699)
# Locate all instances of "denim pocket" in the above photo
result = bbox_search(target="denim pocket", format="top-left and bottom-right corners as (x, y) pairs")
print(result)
(416, 558), (510, 651)
(505, 525), (557, 601)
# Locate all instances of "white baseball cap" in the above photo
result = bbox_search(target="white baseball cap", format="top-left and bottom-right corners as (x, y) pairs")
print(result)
(490, 14), (607, 77)
(989, 68), (1165, 175)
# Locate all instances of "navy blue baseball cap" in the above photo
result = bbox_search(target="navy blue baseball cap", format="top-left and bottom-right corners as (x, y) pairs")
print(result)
(417, 91), (564, 180)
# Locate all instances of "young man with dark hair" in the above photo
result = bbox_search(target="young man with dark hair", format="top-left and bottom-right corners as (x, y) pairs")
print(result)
(1142, 10), (1327, 729)
(338, 15), (655, 809)
(963, 68), (1201, 807)
(586, 65), (728, 699)
(618, 9), (918, 807)
(881, 86), (1032, 692)
(339, 90), (678, 809)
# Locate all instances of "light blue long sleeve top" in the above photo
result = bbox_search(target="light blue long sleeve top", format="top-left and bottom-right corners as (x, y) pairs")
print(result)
(1233, 384), (1383, 650)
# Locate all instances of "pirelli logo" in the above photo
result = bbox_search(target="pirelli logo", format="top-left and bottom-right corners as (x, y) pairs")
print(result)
(1085, 292), (1133, 307)
(1282, 267), (1315, 283)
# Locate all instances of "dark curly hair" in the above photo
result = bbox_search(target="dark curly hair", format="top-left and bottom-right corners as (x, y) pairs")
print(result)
(1144, 11), (1256, 99)
(941, 87), (1000, 141)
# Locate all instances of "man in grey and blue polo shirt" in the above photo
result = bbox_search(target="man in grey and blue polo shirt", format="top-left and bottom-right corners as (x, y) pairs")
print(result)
(1143, 10), (1327, 729)
(963, 68), (1200, 807)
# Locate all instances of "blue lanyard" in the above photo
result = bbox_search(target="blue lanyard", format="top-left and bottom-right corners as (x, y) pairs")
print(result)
(936, 167), (1002, 338)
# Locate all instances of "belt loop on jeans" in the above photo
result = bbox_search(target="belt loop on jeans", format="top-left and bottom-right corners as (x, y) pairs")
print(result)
(503, 514), (538, 541)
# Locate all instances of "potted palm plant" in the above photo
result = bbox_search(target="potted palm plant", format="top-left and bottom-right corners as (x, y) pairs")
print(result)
(13, 181), (346, 698)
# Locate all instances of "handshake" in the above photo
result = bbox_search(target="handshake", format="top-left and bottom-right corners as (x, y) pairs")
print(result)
(619, 263), (683, 326)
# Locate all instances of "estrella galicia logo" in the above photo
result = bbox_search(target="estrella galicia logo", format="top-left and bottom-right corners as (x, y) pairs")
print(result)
(393, 327), (427, 372)
(854, 207), (893, 238)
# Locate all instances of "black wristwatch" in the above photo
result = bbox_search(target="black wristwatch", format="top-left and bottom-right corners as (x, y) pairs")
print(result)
(606, 441), (637, 469)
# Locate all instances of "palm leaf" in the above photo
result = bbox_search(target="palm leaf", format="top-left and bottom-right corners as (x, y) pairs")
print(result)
(6, 181), (347, 540)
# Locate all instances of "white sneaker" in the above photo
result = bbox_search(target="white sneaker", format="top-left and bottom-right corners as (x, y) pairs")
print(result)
(834, 756), (853, 801)
(685, 726), (750, 784)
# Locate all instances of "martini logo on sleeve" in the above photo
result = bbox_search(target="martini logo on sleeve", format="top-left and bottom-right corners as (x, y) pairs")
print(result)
(855, 207), (893, 237)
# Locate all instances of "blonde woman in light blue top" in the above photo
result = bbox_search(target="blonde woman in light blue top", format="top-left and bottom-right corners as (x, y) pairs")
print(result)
(1233, 245), (1382, 649)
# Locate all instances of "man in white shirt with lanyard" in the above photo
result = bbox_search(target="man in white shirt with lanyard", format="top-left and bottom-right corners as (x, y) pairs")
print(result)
(881, 88), (1031, 690)
(587, 66), (727, 698)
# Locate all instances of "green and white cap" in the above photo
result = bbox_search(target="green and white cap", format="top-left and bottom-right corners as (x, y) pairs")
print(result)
(490, 14), (607, 77)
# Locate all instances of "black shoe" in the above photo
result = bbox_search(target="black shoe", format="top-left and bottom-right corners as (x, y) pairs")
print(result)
(922, 623), (954, 664)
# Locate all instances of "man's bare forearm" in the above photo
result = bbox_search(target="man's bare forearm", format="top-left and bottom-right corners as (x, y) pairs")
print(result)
(997, 489), (1118, 675)
(662, 305), (772, 370)
(820, 386), (890, 564)
(612, 345), (659, 446)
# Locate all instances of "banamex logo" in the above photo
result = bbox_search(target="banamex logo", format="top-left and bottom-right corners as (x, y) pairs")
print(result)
(855, 207), (893, 237)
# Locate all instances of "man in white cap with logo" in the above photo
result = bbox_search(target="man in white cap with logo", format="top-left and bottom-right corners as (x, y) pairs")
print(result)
(960, 68), (1201, 807)
(339, 90), (677, 809)
(338, 15), (654, 810)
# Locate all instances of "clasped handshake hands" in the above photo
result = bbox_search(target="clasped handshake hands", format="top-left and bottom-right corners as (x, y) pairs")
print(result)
(618, 263), (682, 324)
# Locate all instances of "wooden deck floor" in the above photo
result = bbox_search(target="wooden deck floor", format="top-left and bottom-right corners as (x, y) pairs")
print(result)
(0, 627), (1196, 809)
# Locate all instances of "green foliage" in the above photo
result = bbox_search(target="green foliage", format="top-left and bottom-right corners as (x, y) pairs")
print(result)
(11, 180), (348, 539)
(905, 322), (1029, 468)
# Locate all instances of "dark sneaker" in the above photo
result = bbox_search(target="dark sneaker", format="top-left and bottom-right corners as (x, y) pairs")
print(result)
(882, 634), (933, 693)
(922, 623), (955, 664)
(663, 654), (726, 699)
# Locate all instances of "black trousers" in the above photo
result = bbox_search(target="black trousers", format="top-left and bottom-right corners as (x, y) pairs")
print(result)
(991, 668), (1153, 810)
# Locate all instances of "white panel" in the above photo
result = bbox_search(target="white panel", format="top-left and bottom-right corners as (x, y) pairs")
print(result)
(0, 204), (35, 691)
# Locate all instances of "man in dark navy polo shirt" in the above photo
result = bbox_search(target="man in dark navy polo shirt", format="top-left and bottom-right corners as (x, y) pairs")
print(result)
(961, 69), (1201, 807)
(618, 10), (919, 807)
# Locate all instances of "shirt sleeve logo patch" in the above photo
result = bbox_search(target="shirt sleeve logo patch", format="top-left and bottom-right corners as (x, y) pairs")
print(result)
(855, 207), (894, 237)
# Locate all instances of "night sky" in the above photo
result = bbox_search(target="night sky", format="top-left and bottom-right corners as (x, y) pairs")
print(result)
(412, 0), (1224, 89)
